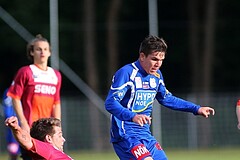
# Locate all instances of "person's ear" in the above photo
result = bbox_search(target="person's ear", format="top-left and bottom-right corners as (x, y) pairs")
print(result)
(139, 52), (145, 62)
(30, 51), (34, 56)
(45, 135), (52, 143)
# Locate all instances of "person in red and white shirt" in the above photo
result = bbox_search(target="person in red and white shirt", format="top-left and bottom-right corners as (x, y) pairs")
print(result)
(8, 34), (62, 160)
(5, 116), (73, 160)
(236, 100), (240, 129)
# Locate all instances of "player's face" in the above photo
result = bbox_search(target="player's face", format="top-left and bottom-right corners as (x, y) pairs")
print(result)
(51, 126), (66, 151)
(140, 51), (165, 75)
(31, 41), (51, 64)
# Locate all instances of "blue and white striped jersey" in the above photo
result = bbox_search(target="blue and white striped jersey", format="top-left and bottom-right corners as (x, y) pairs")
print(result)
(105, 60), (200, 142)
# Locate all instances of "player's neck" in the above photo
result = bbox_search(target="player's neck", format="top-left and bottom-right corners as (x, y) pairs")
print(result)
(34, 63), (48, 71)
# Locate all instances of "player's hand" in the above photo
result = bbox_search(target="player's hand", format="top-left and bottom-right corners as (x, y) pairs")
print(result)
(198, 106), (215, 118)
(132, 114), (152, 127)
(237, 123), (240, 130)
(5, 116), (19, 130)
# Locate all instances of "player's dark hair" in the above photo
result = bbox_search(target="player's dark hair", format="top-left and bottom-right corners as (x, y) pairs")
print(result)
(26, 34), (51, 62)
(139, 35), (167, 56)
(30, 117), (61, 142)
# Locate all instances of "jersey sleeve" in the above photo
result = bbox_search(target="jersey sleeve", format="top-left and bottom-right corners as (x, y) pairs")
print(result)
(157, 93), (200, 115)
(155, 73), (200, 115)
(7, 67), (30, 100)
(237, 99), (240, 106)
(105, 67), (136, 121)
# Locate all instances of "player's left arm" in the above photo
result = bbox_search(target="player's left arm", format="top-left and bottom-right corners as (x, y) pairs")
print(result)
(53, 70), (62, 120)
(236, 101), (240, 129)
(52, 103), (61, 120)
(156, 77), (215, 116)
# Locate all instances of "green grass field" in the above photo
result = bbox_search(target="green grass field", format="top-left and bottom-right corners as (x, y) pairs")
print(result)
(1, 148), (239, 160)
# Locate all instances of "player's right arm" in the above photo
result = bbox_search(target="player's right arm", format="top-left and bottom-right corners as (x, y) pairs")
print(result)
(12, 98), (30, 132)
(8, 67), (30, 132)
(105, 67), (136, 121)
(5, 116), (33, 150)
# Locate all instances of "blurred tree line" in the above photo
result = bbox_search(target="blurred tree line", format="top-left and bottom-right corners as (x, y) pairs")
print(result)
(1, 0), (240, 98)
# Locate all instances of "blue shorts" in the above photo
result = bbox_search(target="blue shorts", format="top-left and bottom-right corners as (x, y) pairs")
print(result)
(113, 138), (168, 160)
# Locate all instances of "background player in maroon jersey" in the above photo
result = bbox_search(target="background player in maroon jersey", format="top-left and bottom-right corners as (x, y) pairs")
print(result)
(8, 34), (62, 160)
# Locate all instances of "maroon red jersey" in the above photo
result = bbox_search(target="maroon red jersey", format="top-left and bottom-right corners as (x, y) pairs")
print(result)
(8, 64), (62, 125)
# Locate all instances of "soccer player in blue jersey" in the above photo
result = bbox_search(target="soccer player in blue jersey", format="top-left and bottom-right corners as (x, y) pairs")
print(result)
(105, 35), (215, 160)
(2, 88), (20, 160)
